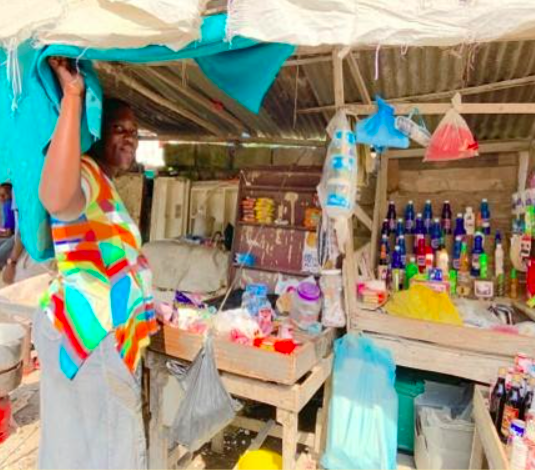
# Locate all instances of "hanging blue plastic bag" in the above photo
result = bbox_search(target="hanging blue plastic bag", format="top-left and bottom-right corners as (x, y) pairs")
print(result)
(355, 95), (409, 151)
(322, 334), (398, 470)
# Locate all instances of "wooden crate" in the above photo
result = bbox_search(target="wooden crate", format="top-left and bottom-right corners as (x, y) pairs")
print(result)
(149, 325), (335, 385)
(470, 386), (510, 470)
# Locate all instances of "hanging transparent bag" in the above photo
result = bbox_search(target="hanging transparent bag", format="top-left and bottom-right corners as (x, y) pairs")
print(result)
(424, 94), (478, 162)
(320, 269), (346, 328)
(395, 108), (431, 147)
(168, 335), (242, 452)
(317, 110), (358, 220)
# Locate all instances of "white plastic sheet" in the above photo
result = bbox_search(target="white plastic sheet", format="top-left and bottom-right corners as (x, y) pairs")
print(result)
(0, 1), (63, 46)
(228, 0), (535, 47)
(1, 0), (206, 50)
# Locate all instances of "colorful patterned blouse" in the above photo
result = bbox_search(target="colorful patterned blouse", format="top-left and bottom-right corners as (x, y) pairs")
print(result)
(40, 156), (158, 379)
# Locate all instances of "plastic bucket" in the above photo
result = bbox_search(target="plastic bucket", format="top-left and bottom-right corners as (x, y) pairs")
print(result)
(237, 450), (282, 470)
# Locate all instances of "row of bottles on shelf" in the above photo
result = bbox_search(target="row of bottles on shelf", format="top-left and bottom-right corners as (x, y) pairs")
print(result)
(384, 198), (491, 237)
(377, 230), (511, 296)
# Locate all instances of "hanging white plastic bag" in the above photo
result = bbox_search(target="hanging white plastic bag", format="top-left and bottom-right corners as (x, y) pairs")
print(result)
(395, 108), (431, 147)
(168, 335), (241, 452)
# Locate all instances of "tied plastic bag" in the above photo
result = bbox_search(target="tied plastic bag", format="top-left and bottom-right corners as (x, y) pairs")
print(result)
(169, 335), (241, 452)
(425, 96), (478, 162)
(355, 95), (409, 151)
(322, 334), (398, 470)
(386, 284), (463, 326)
(395, 108), (431, 147)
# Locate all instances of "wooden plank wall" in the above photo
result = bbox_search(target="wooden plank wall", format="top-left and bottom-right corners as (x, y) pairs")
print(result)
(388, 152), (518, 241)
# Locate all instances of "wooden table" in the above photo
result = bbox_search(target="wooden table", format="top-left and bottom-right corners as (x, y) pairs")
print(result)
(470, 386), (510, 470)
(146, 326), (335, 470)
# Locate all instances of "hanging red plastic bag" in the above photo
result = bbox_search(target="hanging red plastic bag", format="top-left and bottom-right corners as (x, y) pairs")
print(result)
(425, 97), (478, 162)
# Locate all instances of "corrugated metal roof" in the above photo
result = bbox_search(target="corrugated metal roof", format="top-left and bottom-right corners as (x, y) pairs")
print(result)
(96, 39), (535, 143)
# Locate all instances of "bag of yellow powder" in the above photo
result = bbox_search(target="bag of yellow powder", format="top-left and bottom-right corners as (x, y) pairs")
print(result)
(385, 284), (463, 326)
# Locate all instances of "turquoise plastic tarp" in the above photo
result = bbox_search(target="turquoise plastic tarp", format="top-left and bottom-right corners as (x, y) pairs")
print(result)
(0, 14), (295, 261)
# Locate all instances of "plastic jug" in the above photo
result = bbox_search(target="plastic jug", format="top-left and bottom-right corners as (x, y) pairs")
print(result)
(290, 281), (322, 330)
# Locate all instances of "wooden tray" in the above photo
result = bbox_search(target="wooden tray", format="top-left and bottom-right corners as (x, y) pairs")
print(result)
(149, 326), (335, 385)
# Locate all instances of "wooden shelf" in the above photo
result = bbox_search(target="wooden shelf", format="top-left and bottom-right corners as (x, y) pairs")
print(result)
(238, 221), (315, 232)
(242, 185), (317, 194)
(232, 263), (316, 277)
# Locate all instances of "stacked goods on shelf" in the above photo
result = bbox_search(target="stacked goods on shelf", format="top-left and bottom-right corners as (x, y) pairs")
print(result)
(512, 188), (535, 308)
(254, 198), (275, 224)
(488, 353), (535, 469)
(241, 197), (257, 223)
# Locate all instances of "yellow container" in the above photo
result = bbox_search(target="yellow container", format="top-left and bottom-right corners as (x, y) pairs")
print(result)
(237, 450), (282, 470)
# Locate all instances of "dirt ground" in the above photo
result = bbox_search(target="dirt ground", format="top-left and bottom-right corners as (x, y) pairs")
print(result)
(1, 372), (414, 470)
(0, 371), (318, 470)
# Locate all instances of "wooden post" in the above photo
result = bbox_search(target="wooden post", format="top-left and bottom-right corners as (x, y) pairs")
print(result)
(277, 409), (299, 470)
(518, 150), (530, 192)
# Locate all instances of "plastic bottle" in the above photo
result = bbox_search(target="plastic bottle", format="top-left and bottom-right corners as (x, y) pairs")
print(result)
(405, 256), (418, 289)
(387, 201), (397, 234)
(430, 218), (442, 252)
(392, 246), (403, 292)
(464, 207), (476, 236)
(423, 200), (433, 235)
(480, 252), (489, 280)
(454, 213), (466, 238)
(449, 270), (457, 295)
(457, 241), (472, 297)
(491, 367), (508, 427)
(501, 374), (523, 442)
(452, 235), (463, 271)
(396, 218), (405, 238)
(425, 246), (434, 275)
(405, 200), (416, 234)
(495, 233), (505, 296)
(441, 200), (453, 235)
(414, 212), (425, 249)
(416, 237), (426, 274)
(437, 248), (449, 275)
(378, 235), (390, 281)
(397, 235), (407, 269)
(381, 218), (389, 236)
(471, 232), (484, 278)
(510, 269), (519, 299)
(528, 259), (535, 299)
(481, 198), (491, 235)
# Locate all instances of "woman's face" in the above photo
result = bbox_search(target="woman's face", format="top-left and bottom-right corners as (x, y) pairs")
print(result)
(102, 107), (139, 174)
(0, 187), (10, 203)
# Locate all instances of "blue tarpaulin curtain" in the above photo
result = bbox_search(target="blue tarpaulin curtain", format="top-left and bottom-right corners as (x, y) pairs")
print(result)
(0, 14), (295, 261)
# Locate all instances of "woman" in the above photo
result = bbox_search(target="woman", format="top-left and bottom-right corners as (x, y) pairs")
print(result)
(36, 57), (158, 469)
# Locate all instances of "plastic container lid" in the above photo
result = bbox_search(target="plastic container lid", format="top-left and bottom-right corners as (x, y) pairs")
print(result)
(297, 282), (321, 302)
